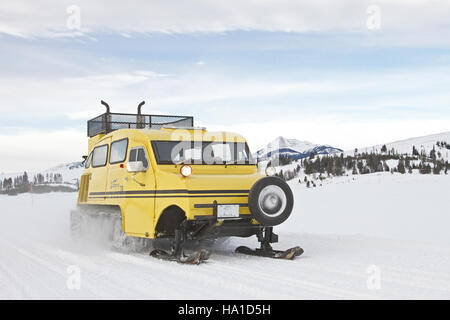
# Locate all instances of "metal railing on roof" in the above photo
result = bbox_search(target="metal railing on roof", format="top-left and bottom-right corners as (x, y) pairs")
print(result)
(87, 100), (194, 137)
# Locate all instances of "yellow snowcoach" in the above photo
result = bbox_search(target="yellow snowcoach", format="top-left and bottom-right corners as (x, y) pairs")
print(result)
(71, 101), (302, 264)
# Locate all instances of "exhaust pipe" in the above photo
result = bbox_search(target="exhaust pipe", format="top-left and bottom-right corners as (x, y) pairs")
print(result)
(101, 100), (110, 114)
(101, 100), (111, 132)
(137, 101), (146, 129)
(137, 101), (145, 115)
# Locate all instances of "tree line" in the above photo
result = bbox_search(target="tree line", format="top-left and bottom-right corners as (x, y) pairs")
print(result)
(272, 141), (450, 182)
(1, 172), (64, 192)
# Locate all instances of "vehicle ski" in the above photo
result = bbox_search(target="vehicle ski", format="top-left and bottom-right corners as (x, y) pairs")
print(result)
(235, 246), (303, 260)
(235, 226), (303, 260)
(150, 249), (210, 265)
(149, 228), (210, 264)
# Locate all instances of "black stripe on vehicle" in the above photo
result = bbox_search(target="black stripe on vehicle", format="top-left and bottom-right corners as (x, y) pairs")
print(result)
(89, 190), (157, 196)
(187, 190), (249, 194)
(89, 189), (249, 196)
(88, 194), (249, 199)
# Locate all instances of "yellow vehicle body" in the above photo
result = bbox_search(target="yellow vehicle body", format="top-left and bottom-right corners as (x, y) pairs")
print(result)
(78, 127), (264, 239)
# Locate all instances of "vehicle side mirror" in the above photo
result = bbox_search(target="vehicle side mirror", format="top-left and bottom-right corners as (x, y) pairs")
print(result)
(126, 161), (146, 173)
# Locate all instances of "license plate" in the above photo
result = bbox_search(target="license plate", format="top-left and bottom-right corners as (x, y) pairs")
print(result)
(217, 205), (240, 218)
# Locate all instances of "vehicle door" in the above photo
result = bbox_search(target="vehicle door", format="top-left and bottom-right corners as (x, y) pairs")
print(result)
(89, 138), (111, 200)
(123, 145), (156, 236)
(106, 138), (129, 196)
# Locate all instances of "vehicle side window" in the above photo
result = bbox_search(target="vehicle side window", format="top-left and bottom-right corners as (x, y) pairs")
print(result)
(92, 144), (109, 168)
(137, 149), (149, 168)
(129, 149), (136, 161)
(85, 152), (93, 168)
(110, 139), (128, 164)
(129, 147), (149, 169)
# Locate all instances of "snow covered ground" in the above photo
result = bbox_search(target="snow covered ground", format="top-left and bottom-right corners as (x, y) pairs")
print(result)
(1, 174), (450, 299)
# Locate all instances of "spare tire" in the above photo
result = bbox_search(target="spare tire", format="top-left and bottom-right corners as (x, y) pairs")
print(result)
(248, 176), (294, 226)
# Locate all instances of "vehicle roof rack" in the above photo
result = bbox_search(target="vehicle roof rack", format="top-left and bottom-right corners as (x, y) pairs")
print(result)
(87, 100), (194, 137)
(162, 126), (206, 130)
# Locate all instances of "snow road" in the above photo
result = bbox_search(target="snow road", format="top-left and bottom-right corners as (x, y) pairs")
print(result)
(1, 174), (450, 299)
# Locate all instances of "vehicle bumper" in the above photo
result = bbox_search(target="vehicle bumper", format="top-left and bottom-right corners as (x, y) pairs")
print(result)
(188, 200), (261, 239)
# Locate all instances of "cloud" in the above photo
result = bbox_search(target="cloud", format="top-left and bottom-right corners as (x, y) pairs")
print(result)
(152, 79), (361, 107)
(1, 65), (450, 122)
(0, 70), (170, 118)
(62, 73), (150, 89)
(0, 1), (450, 45)
(0, 129), (86, 172)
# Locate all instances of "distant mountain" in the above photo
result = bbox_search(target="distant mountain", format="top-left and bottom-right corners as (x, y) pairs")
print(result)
(0, 162), (84, 185)
(256, 136), (343, 161)
(347, 131), (450, 160)
(44, 162), (84, 173)
(43, 162), (84, 183)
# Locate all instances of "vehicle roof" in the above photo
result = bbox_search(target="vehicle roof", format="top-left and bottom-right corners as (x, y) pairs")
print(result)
(97, 128), (248, 143)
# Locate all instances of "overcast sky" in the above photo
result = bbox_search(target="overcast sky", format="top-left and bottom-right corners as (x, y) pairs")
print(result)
(1, 1), (450, 172)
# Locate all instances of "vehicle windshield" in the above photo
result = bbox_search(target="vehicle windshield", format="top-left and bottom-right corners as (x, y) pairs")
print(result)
(151, 141), (255, 165)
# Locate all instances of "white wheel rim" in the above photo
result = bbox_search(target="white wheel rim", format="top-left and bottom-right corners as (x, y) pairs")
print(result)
(258, 185), (287, 218)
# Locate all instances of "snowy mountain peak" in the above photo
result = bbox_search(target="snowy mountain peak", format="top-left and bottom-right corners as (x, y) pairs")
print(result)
(268, 136), (315, 150)
(256, 136), (342, 160)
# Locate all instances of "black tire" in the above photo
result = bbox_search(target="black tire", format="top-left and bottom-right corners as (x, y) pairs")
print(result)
(248, 176), (294, 226)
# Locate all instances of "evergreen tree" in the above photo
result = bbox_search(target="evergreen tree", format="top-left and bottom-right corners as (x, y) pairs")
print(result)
(419, 162), (432, 174)
(433, 161), (443, 175)
(326, 157), (333, 175)
(430, 146), (436, 160)
(23, 172), (29, 186)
